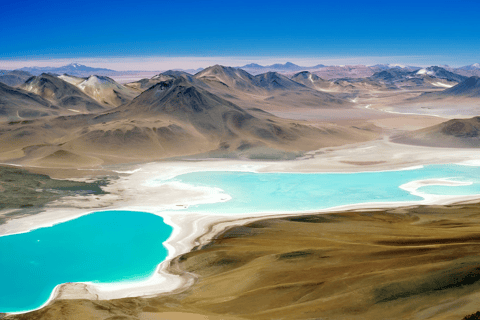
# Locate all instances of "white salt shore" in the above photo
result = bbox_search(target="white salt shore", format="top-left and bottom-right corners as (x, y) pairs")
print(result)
(3, 139), (480, 315)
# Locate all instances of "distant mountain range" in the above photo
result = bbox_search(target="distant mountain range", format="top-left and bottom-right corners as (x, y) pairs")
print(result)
(458, 63), (480, 71)
(0, 70), (33, 86)
(19, 63), (118, 77)
(2, 62), (479, 80)
(1, 61), (480, 167)
(237, 62), (325, 75)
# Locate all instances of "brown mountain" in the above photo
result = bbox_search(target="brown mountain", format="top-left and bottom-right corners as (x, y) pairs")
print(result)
(0, 70), (33, 87)
(0, 82), (60, 120)
(76, 75), (138, 107)
(192, 66), (351, 112)
(392, 116), (480, 148)
(0, 78), (376, 166)
(21, 74), (106, 113)
(439, 76), (480, 97)
(124, 70), (203, 92)
(195, 65), (261, 92)
(59, 74), (138, 107)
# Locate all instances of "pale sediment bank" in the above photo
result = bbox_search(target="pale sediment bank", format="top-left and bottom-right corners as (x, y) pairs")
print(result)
(3, 139), (480, 315)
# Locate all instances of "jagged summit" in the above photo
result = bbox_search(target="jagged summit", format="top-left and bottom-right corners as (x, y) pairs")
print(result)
(416, 66), (466, 82)
(254, 72), (306, 90)
(21, 73), (105, 111)
(118, 77), (245, 119)
(75, 75), (138, 107)
(195, 65), (259, 91)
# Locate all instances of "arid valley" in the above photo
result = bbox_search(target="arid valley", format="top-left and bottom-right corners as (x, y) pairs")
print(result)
(1, 58), (480, 320)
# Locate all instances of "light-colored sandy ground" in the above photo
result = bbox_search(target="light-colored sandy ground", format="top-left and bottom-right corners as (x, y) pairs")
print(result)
(2, 137), (480, 315)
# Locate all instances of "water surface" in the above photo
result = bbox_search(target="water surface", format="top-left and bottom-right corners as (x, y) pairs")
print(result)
(166, 164), (480, 214)
(4, 163), (480, 313)
(0, 210), (172, 313)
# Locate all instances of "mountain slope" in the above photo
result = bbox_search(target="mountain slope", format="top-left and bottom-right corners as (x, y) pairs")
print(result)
(113, 77), (319, 144)
(76, 75), (138, 107)
(439, 76), (480, 97)
(0, 70), (33, 87)
(415, 66), (467, 82)
(125, 70), (202, 92)
(58, 74), (86, 86)
(21, 74), (106, 112)
(0, 78), (376, 166)
(369, 67), (463, 89)
(291, 71), (329, 89)
(411, 76), (480, 102)
(191, 66), (351, 111)
(452, 64), (480, 77)
(0, 82), (59, 120)
(195, 65), (260, 92)
(392, 116), (480, 148)
(254, 72), (307, 91)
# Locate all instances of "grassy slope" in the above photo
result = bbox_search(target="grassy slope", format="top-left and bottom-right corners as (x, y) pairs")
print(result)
(8, 203), (480, 319)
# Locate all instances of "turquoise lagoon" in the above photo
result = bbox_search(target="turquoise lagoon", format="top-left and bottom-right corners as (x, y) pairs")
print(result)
(3, 163), (480, 313)
(0, 211), (172, 313)
(166, 164), (480, 214)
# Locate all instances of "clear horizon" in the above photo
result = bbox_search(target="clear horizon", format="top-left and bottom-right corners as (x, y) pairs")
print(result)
(2, 0), (479, 71)
(1, 55), (478, 71)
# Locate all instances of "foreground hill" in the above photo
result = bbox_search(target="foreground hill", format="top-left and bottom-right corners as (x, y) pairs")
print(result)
(392, 116), (480, 148)
(21, 74), (106, 113)
(0, 83), (59, 120)
(0, 78), (376, 167)
(9, 203), (480, 320)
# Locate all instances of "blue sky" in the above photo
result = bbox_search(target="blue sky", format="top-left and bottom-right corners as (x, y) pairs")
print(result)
(1, 0), (479, 69)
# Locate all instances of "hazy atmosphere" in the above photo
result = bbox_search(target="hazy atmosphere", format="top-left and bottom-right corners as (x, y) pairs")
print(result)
(2, 1), (480, 320)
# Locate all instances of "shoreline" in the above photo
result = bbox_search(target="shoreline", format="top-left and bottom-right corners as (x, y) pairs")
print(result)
(4, 140), (480, 315)
(5, 190), (480, 316)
